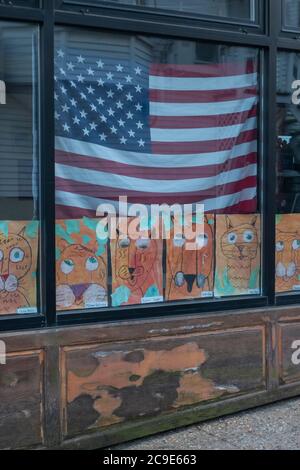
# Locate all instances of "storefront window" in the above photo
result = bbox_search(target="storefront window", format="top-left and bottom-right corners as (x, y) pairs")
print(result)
(276, 52), (300, 294)
(74, 0), (256, 21)
(55, 27), (261, 312)
(282, 0), (300, 31)
(0, 22), (40, 316)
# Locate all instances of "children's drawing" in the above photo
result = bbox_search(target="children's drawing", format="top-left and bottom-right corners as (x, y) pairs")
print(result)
(56, 218), (108, 311)
(166, 215), (215, 301)
(111, 218), (163, 306)
(214, 214), (260, 297)
(0, 220), (39, 315)
(275, 214), (300, 293)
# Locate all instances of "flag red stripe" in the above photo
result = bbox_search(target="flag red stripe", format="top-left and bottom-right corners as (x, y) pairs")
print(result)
(56, 204), (97, 220)
(56, 197), (257, 220)
(152, 130), (257, 155)
(149, 86), (257, 103)
(55, 175), (256, 205)
(150, 62), (257, 78)
(215, 198), (257, 214)
(150, 106), (257, 129)
(56, 150), (257, 181)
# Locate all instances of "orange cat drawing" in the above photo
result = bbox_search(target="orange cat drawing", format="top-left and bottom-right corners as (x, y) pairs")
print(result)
(166, 217), (214, 300)
(275, 229), (300, 292)
(221, 215), (259, 289)
(56, 240), (107, 310)
(0, 229), (33, 314)
(111, 225), (163, 306)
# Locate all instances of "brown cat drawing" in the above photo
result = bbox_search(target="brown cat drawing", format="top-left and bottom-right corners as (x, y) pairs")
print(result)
(56, 241), (107, 310)
(275, 229), (300, 292)
(111, 223), (163, 306)
(221, 215), (259, 289)
(166, 216), (214, 300)
(0, 229), (33, 315)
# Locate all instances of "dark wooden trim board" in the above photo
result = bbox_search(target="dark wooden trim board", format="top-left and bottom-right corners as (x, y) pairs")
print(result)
(1, 304), (300, 449)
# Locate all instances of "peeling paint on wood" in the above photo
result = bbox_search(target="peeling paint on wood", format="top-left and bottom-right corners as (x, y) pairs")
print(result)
(0, 351), (44, 449)
(62, 329), (265, 438)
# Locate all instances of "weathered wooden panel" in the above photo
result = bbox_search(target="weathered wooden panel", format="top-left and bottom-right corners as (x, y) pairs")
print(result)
(61, 327), (265, 438)
(279, 322), (300, 385)
(0, 350), (44, 449)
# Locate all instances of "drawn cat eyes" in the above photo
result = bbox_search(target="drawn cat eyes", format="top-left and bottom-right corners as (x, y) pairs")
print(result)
(61, 257), (99, 274)
(118, 237), (151, 249)
(10, 248), (25, 263)
(275, 240), (300, 252)
(136, 238), (150, 249)
(0, 248), (24, 263)
(173, 234), (185, 247)
(227, 231), (254, 244)
(196, 233), (209, 248)
(243, 230), (254, 243)
(292, 240), (300, 251)
(61, 259), (74, 274)
(227, 232), (237, 244)
(119, 238), (130, 248)
(86, 256), (99, 271)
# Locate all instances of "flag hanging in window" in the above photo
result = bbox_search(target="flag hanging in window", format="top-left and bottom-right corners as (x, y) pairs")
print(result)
(55, 49), (258, 219)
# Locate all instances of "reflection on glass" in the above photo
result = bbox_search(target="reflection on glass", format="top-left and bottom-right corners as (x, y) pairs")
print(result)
(80, 0), (255, 21)
(0, 22), (40, 315)
(283, 0), (300, 30)
(54, 27), (261, 312)
(276, 52), (300, 214)
(276, 52), (300, 294)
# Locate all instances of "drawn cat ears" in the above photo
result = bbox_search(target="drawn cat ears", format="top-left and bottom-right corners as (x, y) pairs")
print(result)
(58, 238), (98, 253)
(170, 215), (210, 224)
(225, 215), (258, 230)
(18, 227), (26, 237)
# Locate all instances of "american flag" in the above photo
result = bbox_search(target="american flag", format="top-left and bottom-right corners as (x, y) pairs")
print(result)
(54, 48), (258, 219)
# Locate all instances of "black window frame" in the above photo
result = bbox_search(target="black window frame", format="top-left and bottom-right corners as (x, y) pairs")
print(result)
(0, 0), (41, 9)
(0, 0), (296, 333)
(55, 0), (264, 33)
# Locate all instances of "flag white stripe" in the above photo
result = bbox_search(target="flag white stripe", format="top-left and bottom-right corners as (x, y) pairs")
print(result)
(149, 73), (257, 91)
(56, 137), (257, 169)
(150, 117), (257, 143)
(55, 162), (257, 194)
(56, 186), (257, 213)
(150, 96), (257, 117)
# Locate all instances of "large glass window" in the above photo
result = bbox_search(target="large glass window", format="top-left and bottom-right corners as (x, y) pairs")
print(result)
(71, 0), (256, 21)
(55, 27), (261, 313)
(276, 51), (300, 294)
(282, 0), (300, 31)
(0, 22), (40, 316)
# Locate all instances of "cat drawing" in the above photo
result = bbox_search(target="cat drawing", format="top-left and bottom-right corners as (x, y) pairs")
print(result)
(221, 215), (259, 290)
(0, 228), (32, 314)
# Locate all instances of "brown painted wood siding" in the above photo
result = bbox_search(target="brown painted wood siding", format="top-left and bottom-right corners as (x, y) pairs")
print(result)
(1, 305), (300, 449)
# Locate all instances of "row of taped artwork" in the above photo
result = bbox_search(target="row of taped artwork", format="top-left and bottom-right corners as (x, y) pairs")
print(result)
(55, 214), (261, 310)
(1, 214), (300, 315)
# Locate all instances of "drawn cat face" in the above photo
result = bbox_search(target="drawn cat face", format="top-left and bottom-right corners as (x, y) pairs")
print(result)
(221, 216), (258, 261)
(275, 230), (300, 283)
(169, 218), (213, 294)
(0, 230), (32, 294)
(56, 241), (106, 305)
(115, 230), (158, 292)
